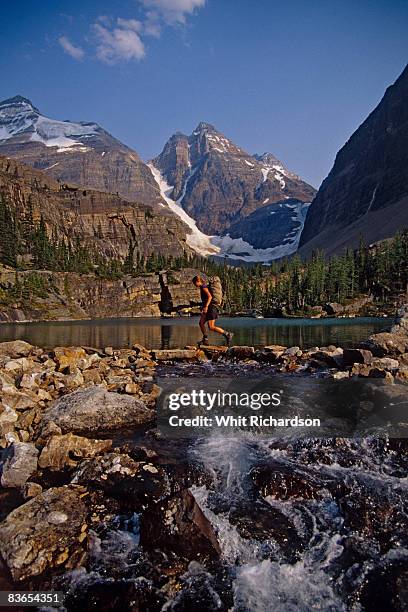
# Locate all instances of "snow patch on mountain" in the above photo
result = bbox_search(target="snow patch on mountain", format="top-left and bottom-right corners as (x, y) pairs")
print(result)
(149, 161), (311, 263)
(0, 96), (97, 152)
(148, 163), (220, 257)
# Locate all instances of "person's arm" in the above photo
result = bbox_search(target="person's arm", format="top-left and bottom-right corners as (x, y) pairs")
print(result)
(202, 287), (212, 312)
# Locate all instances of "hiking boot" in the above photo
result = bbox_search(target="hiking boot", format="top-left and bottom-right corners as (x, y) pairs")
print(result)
(198, 337), (209, 347)
(223, 332), (234, 346)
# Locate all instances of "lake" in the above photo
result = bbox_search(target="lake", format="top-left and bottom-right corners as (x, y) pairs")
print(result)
(0, 316), (390, 349)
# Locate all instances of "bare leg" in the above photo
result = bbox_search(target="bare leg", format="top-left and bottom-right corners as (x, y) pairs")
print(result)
(208, 319), (225, 335)
(199, 313), (208, 336)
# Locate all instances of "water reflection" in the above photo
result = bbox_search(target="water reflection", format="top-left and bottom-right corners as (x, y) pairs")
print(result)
(0, 317), (389, 350)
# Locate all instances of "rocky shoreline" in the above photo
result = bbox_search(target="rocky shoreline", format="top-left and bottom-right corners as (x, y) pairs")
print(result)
(0, 307), (407, 608)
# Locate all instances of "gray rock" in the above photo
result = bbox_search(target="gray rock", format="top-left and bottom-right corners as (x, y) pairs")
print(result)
(39, 385), (154, 436)
(1, 442), (39, 488)
(0, 485), (88, 581)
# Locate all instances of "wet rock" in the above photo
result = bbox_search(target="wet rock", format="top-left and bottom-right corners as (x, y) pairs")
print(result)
(252, 465), (323, 501)
(1, 442), (39, 488)
(72, 452), (168, 506)
(38, 433), (113, 470)
(333, 371), (350, 380)
(164, 562), (226, 611)
(39, 385), (154, 436)
(350, 558), (408, 611)
(0, 485), (88, 581)
(141, 490), (221, 564)
(62, 574), (166, 612)
(0, 340), (34, 358)
(201, 346), (228, 360)
(226, 346), (255, 360)
(152, 349), (198, 361)
(229, 498), (303, 563)
(343, 348), (373, 366)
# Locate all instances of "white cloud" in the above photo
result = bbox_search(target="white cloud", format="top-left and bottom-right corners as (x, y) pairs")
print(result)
(58, 36), (85, 60)
(60, 0), (206, 65)
(92, 18), (145, 64)
(139, 0), (206, 24)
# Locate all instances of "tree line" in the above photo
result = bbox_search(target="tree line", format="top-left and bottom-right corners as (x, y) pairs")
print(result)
(1, 195), (407, 313)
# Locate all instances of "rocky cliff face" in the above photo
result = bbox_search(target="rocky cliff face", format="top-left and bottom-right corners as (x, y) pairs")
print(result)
(151, 122), (316, 256)
(0, 266), (202, 322)
(0, 155), (191, 260)
(0, 96), (163, 210)
(299, 64), (408, 256)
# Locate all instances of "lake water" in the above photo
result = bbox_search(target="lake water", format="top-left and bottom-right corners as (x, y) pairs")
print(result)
(0, 316), (390, 350)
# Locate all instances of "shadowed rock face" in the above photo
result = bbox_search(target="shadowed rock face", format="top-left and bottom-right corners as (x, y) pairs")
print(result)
(152, 122), (316, 237)
(0, 96), (162, 208)
(299, 64), (408, 256)
(0, 155), (191, 261)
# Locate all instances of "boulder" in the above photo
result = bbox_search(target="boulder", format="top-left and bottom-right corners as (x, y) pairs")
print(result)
(0, 485), (88, 581)
(324, 303), (343, 316)
(264, 345), (287, 357)
(371, 357), (400, 371)
(1, 442), (39, 488)
(0, 405), (19, 437)
(71, 452), (167, 504)
(311, 348), (344, 367)
(151, 349), (198, 361)
(38, 433), (112, 470)
(283, 346), (302, 357)
(22, 482), (43, 499)
(343, 348), (373, 366)
(39, 385), (154, 436)
(0, 340), (34, 358)
(53, 346), (87, 372)
(226, 346), (255, 360)
(361, 333), (408, 357)
(4, 357), (33, 373)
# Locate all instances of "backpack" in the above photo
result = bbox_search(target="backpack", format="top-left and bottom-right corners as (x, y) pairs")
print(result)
(208, 276), (223, 306)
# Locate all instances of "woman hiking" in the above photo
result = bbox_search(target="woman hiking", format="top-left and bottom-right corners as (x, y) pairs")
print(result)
(192, 275), (234, 346)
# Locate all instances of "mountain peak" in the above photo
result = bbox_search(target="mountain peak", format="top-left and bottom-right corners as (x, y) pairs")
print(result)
(194, 121), (217, 133)
(0, 95), (40, 113)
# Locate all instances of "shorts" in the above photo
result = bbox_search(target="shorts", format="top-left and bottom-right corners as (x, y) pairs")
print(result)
(203, 304), (219, 321)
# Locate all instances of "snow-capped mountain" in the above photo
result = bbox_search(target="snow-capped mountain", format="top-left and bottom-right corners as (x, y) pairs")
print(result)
(0, 97), (316, 262)
(150, 122), (316, 260)
(0, 96), (162, 208)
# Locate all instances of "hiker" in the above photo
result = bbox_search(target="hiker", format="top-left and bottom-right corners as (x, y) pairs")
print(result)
(192, 275), (233, 346)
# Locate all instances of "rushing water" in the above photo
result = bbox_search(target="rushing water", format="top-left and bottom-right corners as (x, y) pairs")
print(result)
(47, 360), (407, 610)
(0, 316), (389, 349)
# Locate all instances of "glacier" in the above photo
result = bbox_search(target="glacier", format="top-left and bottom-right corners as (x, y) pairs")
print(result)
(148, 162), (310, 263)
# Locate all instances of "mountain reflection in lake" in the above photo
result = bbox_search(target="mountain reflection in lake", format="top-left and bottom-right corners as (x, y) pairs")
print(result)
(0, 316), (389, 350)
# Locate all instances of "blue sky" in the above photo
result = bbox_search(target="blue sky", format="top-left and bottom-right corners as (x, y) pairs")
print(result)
(0, 0), (407, 187)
